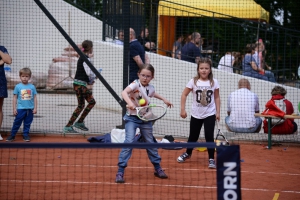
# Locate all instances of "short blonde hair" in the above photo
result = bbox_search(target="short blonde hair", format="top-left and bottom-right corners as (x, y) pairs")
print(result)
(19, 68), (32, 77)
(238, 78), (250, 89)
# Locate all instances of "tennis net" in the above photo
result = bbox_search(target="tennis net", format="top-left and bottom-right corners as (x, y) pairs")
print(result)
(0, 142), (241, 200)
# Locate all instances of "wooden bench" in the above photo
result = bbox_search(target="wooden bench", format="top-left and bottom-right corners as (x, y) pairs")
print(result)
(254, 113), (300, 149)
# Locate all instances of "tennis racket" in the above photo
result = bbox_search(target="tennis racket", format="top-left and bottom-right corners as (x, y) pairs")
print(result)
(215, 121), (230, 146)
(130, 104), (167, 122)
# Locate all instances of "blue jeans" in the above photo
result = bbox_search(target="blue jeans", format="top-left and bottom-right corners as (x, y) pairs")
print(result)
(11, 109), (34, 136)
(265, 70), (276, 83)
(117, 114), (161, 173)
(225, 116), (262, 133)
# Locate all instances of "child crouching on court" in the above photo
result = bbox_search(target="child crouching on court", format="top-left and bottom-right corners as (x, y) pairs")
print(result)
(177, 57), (220, 169)
(6, 68), (37, 142)
(115, 64), (173, 183)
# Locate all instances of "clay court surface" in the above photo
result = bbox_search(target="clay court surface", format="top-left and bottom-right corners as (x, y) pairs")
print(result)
(0, 134), (300, 200)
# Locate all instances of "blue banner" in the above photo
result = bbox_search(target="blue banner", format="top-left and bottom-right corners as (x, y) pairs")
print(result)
(217, 145), (241, 200)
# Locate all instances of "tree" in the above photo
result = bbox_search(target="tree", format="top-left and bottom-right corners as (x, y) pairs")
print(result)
(64, 0), (103, 19)
(255, 0), (299, 31)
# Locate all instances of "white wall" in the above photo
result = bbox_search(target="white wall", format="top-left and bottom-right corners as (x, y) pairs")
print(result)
(147, 53), (300, 124)
(0, 0), (102, 72)
(92, 41), (300, 130)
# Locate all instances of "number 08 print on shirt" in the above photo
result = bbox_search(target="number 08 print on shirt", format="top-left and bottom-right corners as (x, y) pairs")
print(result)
(187, 78), (219, 119)
(196, 88), (213, 106)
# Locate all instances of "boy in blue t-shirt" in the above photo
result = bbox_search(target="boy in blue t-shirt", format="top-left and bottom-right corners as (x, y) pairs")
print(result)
(6, 68), (37, 142)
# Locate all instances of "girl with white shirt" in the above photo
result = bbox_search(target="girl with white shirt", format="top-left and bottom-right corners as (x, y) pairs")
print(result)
(177, 57), (221, 169)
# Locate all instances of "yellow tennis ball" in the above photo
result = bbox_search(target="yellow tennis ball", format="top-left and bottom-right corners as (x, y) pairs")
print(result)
(215, 140), (221, 146)
(139, 99), (146, 106)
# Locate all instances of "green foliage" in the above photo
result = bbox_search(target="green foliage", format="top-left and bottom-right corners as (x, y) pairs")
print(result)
(254, 0), (299, 31)
(64, 0), (103, 19)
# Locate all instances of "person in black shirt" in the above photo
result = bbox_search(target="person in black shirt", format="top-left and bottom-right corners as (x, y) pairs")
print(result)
(63, 40), (96, 134)
(137, 27), (156, 53)
(0, 45), (12, 141)
(129, 28), (150, 83)
(181, 32), (202, 63)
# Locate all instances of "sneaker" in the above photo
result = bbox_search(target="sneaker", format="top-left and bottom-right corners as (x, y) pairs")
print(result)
(208, 159), (216, 169)
(115, 172), (125, 183)
(63, 126), (78, 134)
(23, 135), (30, 142)
(6, 135), (15, 142)
(0, 134), (3, 141)
(177, 152), (191, 163)
(154, 168), (168, 179)
(74, 122), (89, 131)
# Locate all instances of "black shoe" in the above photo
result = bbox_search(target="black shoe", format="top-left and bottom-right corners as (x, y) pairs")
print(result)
(154, 168), (168, 179)
(23, 135), (30, 142)
(115, 172), (125, 183)
(6, 135), (15, 142)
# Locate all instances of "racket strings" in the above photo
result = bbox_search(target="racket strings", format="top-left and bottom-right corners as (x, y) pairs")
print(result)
(215, 125), (230, 146)
(138, 106), (165, 121)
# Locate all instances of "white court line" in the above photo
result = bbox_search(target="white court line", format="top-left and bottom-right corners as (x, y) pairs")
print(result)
(1, 163), (300, 176)
(241, 170), (300, 176)
(1, 179), (300, 194)
(0, 179), (216, 189)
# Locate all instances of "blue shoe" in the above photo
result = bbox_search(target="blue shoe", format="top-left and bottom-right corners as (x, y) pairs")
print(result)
(208, 159), (216, 169)
(23, 135), (30, 142)
(154, 168), (168, 179)
(74, 122), (89, 131)
(6, 135), (15, 142)
(115, 172), (125, 183)
(63, 126), (78, 134)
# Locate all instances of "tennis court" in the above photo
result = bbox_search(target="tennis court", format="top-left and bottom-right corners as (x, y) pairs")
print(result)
(1, 134), (300, 200)
(1, 1), (300, 199)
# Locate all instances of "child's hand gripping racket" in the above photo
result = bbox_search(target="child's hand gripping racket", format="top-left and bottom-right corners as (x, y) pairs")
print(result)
(127, 104), (167, 122)
(215, 121), (230, 146)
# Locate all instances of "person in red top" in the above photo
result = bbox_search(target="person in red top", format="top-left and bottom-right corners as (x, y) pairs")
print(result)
(263, 86), (298, 134)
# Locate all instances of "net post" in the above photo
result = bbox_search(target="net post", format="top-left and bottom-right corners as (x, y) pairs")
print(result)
(117, 0), (131, 129)
(267, 117), (272, 149)
(217, 145), (241, 200)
